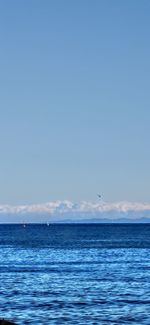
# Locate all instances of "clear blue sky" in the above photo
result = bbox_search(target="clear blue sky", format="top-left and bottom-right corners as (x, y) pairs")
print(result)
(0, 0), (150, 204)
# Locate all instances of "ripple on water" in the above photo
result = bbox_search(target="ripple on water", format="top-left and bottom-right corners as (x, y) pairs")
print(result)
(0, 224), (150, 324)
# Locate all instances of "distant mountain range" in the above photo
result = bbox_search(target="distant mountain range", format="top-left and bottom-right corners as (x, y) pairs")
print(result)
(53, 217), (150, 224)
(0, 212), (150, 224)
(0, 200), (150, 223)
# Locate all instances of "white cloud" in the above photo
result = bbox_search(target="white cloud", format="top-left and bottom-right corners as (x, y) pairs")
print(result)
(0, 200), (150, 215)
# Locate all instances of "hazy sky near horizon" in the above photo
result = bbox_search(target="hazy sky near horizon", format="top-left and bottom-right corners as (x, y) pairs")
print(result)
(0, 0), (150, 204)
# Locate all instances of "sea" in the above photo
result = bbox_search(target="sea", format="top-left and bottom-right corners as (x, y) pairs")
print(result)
(0, 223), (150, 325)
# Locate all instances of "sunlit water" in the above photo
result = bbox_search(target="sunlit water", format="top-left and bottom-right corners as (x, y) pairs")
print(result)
(0, 224), (150, 324)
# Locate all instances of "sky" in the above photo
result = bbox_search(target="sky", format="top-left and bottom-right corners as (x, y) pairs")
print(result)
(0, 0), (150, 207)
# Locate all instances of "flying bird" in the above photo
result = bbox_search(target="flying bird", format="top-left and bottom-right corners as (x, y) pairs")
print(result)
(97, 194), (102, 199)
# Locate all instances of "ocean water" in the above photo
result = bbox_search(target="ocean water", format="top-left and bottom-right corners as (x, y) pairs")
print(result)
(0, 224), (150, 325)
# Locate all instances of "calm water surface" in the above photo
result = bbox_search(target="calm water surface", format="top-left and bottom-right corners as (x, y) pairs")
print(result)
(0, 224), (150, 324)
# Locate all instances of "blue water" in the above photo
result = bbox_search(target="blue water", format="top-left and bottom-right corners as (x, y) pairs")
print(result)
(0, 224), (150, 324)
